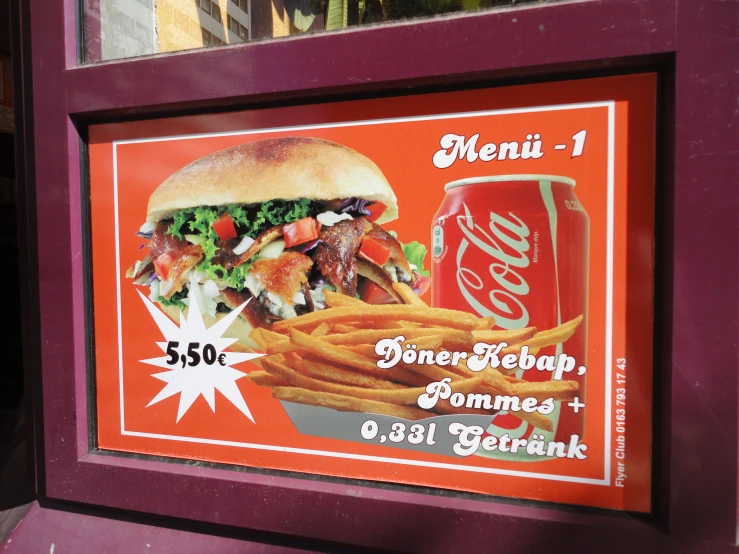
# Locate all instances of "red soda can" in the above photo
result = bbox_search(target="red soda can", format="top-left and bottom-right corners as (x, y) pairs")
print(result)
(431, 175), (589, 447)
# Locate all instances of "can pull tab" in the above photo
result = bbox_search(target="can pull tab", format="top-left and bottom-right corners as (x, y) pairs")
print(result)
(432, 224), (444, 258)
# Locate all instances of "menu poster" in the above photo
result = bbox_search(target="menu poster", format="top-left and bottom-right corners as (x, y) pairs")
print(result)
(89, 74), (655, 511)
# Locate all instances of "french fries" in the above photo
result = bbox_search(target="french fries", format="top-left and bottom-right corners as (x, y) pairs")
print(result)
(473, 327), (536, 345)
(248, 370), (289, 387)
(263, 358), (483, 405)
(514, 410), (555, 432)
(322, 328), (445, 345)
(323, 289), (365, 308)
(392, 282), (427, 306)
(398, 321), (425, 328)
(229, 343), (264, 367)
(331, 324), (359, 333)
(247, 329), (268, 351)
(266, 329), (444, 355)
(272, 304), (480, 331)
(310, 322), (331, 337)
(288, 328), (388, 378)
(512, 315), (583, 351)
(399, 358), (464, 384)
(273, 387), (430, 420)
(512, 379), (579, 401)
(251, 327), (289, 345)
(248, 295), (583, 439)
(475, 316), (496, 330)
(301, 359), (407, 390)
(343, 344), (380, 358)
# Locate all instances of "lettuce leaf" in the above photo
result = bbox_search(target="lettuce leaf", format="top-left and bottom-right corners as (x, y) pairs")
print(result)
(386, 231), (430, 277)
(401, 241), (430, 277)
(167, 200), (316, 246)
(226, 204), (250, 228)
(165, 200), (317, 291)
(223, 263), (253, 291)
(196, 260), (254, 292)
(252, 198), (312, 230)
(284, 198), (312, 222)
(157, 290), (188, 310)
(168, 211), (191, 240)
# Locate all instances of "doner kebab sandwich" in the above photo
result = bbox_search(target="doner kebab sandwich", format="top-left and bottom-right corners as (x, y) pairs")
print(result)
(126, 137), (431, 350)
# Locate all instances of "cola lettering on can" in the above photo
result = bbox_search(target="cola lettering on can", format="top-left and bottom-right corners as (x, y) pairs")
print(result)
(431, 175), (589, 446)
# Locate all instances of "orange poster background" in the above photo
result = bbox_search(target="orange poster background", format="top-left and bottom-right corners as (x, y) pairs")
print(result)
(89, 75), (655, 511)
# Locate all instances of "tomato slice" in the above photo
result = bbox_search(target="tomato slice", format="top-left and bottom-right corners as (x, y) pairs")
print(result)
(358, 237), (391, 266)
(283, 217), (319, 248)
(212, 213), (237, 241)
(359, 281), (396, 305)
(414, 274), (431, 297)
(153, 253), (173, 281)
(365, 202), (387, 222)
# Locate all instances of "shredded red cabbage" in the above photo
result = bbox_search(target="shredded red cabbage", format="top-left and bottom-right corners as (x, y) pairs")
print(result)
(300, 238), (323, 253)
(338, 198), (371, 217)
(337, 198), (354, 211)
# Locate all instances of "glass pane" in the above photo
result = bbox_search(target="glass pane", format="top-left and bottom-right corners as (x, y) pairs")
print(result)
(86, 76), (657, 512)
(82, 0), (548, 62)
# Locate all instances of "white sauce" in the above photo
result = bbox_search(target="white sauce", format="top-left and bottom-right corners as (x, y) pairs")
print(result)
(266, 292), (298, 319)
(245, 274), (265, 298)
(316, 211), (353, 227)
(309, 285), (327, 310)
(148, 279), (160, 301)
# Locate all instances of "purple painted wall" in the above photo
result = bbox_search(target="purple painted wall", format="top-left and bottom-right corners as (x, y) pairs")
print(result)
(4, 503), (319, 553)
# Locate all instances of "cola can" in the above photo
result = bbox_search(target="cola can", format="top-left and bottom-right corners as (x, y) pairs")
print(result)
(431, 175), (589, 447)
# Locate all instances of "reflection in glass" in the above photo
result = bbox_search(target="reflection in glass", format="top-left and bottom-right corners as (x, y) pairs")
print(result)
(83, 0), (544, 62)
(83, 0), (251, 61)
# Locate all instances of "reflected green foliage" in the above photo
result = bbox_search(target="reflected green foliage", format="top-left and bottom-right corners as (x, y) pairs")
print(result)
(286, 0), (540, 31)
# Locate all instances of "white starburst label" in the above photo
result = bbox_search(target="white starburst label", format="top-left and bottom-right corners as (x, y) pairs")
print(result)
(137, 288), (264, 423)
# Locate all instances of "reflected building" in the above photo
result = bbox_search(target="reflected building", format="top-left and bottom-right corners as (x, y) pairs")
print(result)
(84, 0), (290, 62)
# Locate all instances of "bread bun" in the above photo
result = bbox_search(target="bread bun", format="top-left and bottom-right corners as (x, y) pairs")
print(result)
(157, 302), (262, 354)
(147, 137), (398, 225)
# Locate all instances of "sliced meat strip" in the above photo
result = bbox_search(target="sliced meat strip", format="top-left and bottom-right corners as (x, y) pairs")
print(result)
(302, 282), (316, 313)
(214, 226), (284, 270)
(150, 221), (199, 260)
(365, 221), (412, 275)
(126, 252), (153, 280)
(250, 251), (313, 306)
(313, 218), (372, 296)
(220, 288), (280, 328)
(150, 222), (203, 298)
(356, 260), (404, 303)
